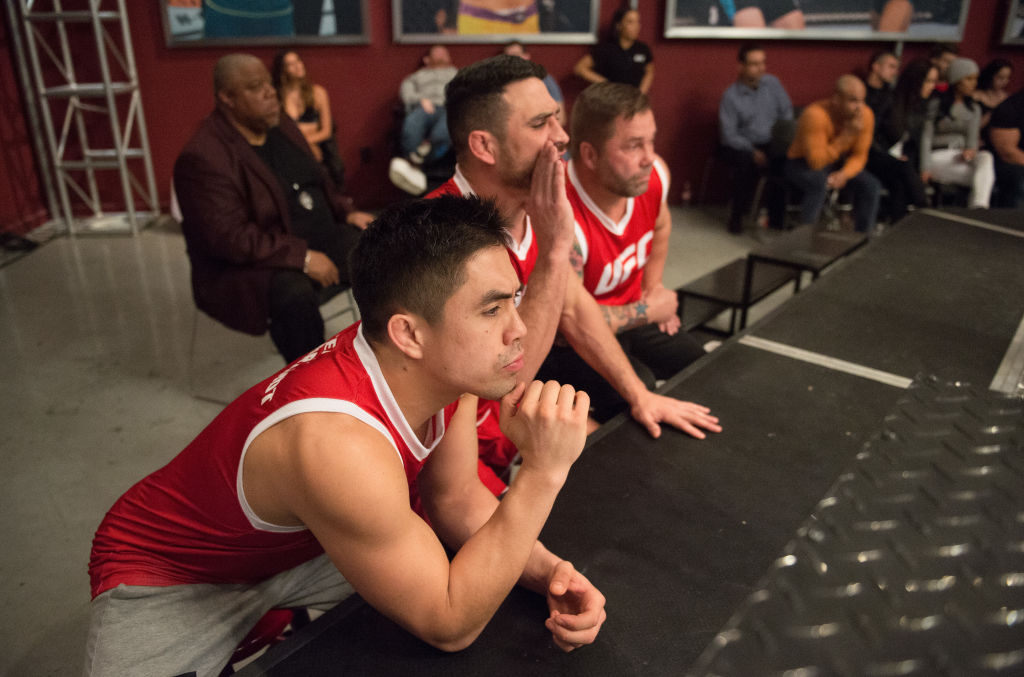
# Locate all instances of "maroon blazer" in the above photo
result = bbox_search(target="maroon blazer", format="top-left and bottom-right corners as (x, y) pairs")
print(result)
(174, 110), (351, 335)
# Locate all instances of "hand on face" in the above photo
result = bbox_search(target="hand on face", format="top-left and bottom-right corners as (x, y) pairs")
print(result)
(525, 141), (575, 254)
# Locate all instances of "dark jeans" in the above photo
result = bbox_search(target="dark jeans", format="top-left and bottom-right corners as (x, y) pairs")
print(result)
(994, 156), (1024, 208)
(867, 148), (928, 223)
(785, 158), (882, 233)
(400, 105), (450, 161)
(268, 224), (360, 363)
(720, 145), (787, 231)
(536, 324), (706, 423)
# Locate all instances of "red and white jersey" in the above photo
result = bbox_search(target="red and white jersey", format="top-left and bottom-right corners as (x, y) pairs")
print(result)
(429, 166), (539, 284)
(567, 158), (668, 305)
(89, 323), (457, 598)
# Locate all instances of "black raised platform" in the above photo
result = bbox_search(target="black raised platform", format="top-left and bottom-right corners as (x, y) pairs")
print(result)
(691, 377), (1024, 676)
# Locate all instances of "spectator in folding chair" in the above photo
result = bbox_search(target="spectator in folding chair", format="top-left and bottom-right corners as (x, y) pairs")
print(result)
(864, 50), (899, 122)
(174, 54), (372, 365)
(785, 75), (881, 233)
(388, 45), (459, 195)
(573, 8), (654, 94)
(975, 59), (1014, 139)
(928, 43), (959, 95)
(869, 57), (935, 222)
(988, 87), (1024, 208)
(272, 49), (346, 189)
(920, 58), (995, 209)
(718, 42), (793, 233)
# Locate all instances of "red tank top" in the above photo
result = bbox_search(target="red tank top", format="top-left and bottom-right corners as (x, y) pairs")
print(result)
(89, 323), (457, 597)
(566, 158), (668, 305)
(430, 168), (539, 284)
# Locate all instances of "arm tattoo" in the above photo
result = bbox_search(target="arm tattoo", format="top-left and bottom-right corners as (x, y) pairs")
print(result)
(601, 299), (648, 334)
(569, 240), (585, 279)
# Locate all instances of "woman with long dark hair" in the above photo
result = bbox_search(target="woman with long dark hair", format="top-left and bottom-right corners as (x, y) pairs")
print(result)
(922, 58), (995, 208)
(975, 59), (1014, 140)
(272, 50), (345, 188)
(867, 57), (937, 221)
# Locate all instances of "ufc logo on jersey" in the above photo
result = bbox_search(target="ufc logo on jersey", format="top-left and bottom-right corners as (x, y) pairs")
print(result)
(594, 231), (653, 295)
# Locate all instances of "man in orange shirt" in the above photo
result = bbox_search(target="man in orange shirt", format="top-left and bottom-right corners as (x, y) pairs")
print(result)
(785, 75), (881, 233)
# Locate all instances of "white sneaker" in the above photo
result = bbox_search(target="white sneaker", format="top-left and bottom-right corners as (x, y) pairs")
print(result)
(389, 157), (427, 195)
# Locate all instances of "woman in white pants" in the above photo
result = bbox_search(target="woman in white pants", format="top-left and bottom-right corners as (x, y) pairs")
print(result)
(921, 58), (995, 208)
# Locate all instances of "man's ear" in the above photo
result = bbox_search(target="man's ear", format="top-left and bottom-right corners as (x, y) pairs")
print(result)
(386, 313), (426, 360)
(467, 130), (498, 166)
(216, 89), (233, 110)
(579, 141), (600, 171)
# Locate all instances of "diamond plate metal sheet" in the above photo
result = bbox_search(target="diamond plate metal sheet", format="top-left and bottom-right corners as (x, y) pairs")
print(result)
(690, 377), (1024, 677)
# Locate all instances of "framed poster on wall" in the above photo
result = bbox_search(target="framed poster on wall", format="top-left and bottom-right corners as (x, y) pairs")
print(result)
(1003, 0), (1024, 44)
(161, 0), (370, 47)
(393, 0), (600, 44)
(664, 0), (970, 41)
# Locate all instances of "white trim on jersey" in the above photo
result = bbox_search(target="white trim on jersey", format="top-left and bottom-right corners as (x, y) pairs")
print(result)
(567, 159), (635, 237)
(238, 399), (395, 533)
(236, 325), (446, 532)
(573, 220), (589, 266)
(567, 157), (669, 238)
(452, 164), (534, 265)
(354, 324), (446, 461)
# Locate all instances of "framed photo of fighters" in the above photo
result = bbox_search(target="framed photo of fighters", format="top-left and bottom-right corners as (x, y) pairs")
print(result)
(160, 0), (370, 47)
(664, 0), (971, 41)
(393, 0), (601, 44)
(1003, 0), (1024, 44)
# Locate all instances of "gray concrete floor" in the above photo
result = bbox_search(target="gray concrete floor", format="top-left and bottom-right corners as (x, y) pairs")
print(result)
(0, 205), (783, 675)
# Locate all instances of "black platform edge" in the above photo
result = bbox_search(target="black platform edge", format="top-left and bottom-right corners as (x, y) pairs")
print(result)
(689, 376), (1024, 677)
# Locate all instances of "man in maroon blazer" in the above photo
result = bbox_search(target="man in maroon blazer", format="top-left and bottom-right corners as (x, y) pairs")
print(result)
(174, 53), (372, 363)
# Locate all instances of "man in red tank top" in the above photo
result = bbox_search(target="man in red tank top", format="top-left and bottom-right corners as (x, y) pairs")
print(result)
(84, 196), (606, 676)
(550, 82), (709, 408)
(432, 56), (721, 492)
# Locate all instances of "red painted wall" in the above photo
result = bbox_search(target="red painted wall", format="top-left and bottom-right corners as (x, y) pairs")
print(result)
(2, 0), (1020, 231)
(1, 16), (49, 236)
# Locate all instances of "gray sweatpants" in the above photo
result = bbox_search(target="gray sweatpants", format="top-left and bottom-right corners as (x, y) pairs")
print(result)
(83, 554), (352, 677)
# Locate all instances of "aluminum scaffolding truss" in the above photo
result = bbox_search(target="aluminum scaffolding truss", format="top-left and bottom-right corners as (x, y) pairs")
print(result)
(9, 0), (159, 235)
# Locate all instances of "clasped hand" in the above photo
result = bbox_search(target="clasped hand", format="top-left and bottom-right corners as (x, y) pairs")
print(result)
(543, 560), (606, 651)
(500, 381), (589, 481)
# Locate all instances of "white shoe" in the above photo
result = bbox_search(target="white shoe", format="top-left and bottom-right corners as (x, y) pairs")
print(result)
(389, 157), (427, 195)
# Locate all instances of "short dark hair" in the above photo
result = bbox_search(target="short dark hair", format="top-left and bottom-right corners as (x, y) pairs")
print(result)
(869, 50), (896, 69)
(351, 195), (511, 343)
(737, 42), (763, 63)
(445, 55), (547, 157)
(570, 82), (650, 159)
(929, 42), (958, 60)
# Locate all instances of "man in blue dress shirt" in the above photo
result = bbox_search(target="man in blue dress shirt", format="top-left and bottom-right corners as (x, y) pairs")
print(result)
(718, 43), (793, 233)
